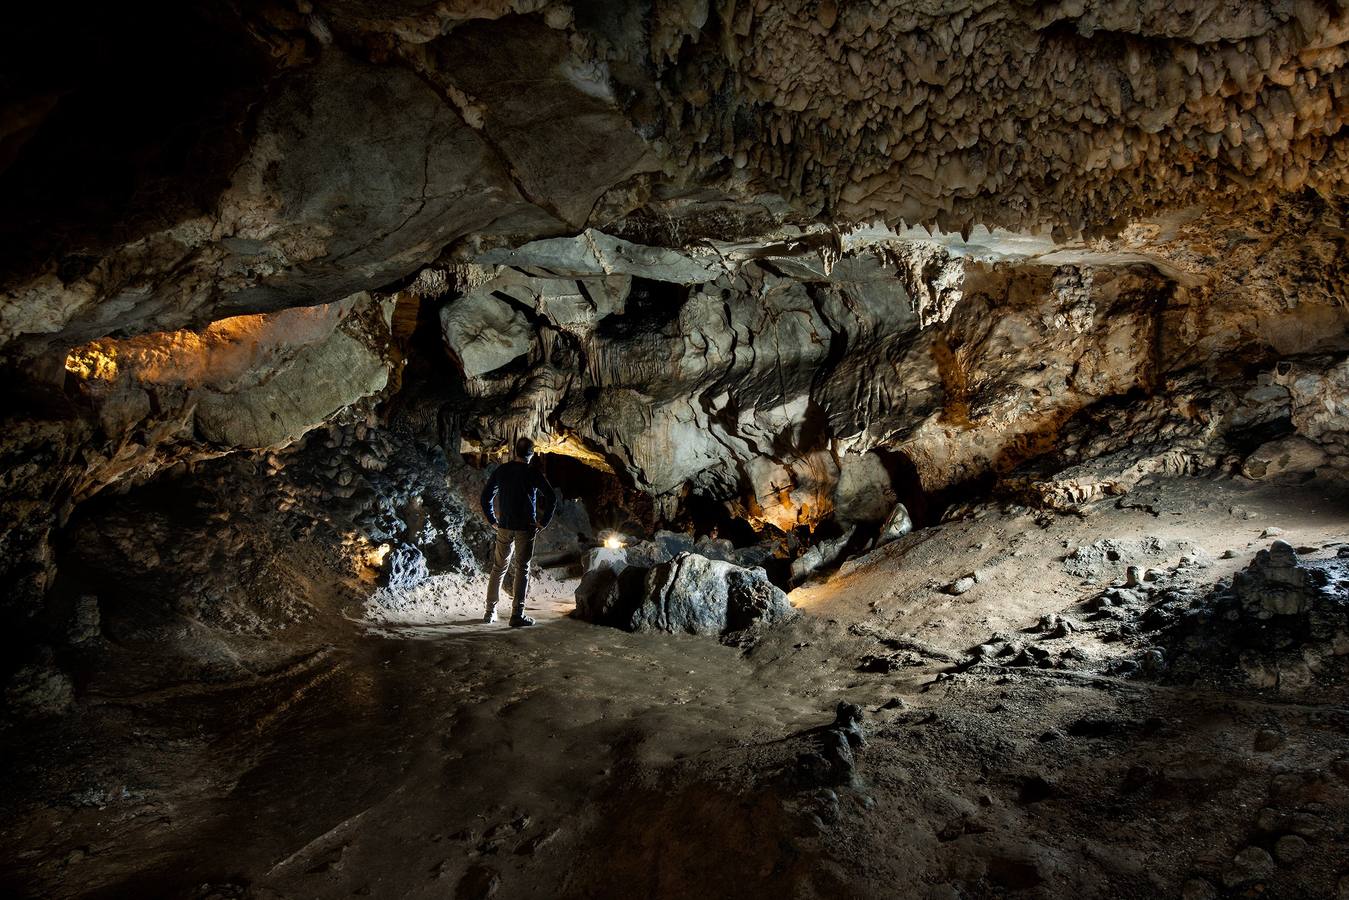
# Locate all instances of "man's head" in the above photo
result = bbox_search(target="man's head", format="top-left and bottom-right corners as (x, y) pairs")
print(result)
(514, 437), (535, 461)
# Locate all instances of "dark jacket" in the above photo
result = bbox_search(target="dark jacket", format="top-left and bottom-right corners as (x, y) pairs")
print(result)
(480, 460), (556, 530)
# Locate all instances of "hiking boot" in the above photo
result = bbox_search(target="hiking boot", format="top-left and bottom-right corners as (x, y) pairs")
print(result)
(508, 614), (536, 628)
(483, 609), (498, 624)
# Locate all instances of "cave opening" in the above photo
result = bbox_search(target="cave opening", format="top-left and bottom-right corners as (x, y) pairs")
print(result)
(539, 451), (654, 541)
(595, 276), (690, 338)
(674, 490), (764, 546)
(866, 446), (947, 528)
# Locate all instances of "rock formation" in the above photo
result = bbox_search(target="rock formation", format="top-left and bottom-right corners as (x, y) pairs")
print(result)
(576, 550), (792, 636)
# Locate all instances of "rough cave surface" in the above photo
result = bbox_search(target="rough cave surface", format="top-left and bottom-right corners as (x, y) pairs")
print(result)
(2, 3), (1349, 899)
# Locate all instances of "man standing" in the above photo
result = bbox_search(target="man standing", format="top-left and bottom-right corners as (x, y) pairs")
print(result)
(480, 437), (556, 627)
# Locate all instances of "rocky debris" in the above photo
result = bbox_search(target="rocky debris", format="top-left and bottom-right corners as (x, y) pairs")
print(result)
(1036, 614), (1077, 638)
(575, 552), (793, 638)
(857, 651), (925, 673)
(1223, 846), (1275, 889)
(1234, 541), (1326, 618)
(1104, 534), (1349, 694)
(790, 527), (856, 583)
(1253, 728), (1285, 752)
(1017, 775), (1057, 804)
(4, 660), (74, 718)
(1063, 537), (1189, 580)
(385, 544), (430, 592)
(514, 827), (562, 857)
(795, 702), (866, 788)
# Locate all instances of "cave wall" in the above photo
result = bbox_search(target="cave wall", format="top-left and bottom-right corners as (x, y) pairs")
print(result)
(434, 197), (1349, 531)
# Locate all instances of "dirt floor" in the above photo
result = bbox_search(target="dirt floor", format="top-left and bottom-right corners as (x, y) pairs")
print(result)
(2, 475), (1348, 899)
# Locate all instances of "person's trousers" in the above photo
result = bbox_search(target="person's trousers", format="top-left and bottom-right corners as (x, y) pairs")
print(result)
(486, 527), (535, 616)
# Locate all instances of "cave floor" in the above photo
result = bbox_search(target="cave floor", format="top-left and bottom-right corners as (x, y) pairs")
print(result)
(3, 476), (1348, 899)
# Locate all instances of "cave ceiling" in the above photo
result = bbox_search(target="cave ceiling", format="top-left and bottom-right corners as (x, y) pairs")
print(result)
(3, 0), (1348, 361)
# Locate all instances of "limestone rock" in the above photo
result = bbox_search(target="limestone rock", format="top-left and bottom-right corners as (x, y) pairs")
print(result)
(1242, 436), (1328, 481)
(576, 552), (792, 637)
(790, 527), (856, 583)
(476, 230), (722, 284)
(877, 503), (914, 545)
(1233, 540), (1321, 618)
(440, 291), (535, 378)
(385, 544), (430, 592)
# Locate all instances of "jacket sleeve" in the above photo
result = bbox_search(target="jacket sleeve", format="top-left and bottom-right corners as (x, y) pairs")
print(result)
(480, 470), (499, 526)
(531, 470), (557, 528)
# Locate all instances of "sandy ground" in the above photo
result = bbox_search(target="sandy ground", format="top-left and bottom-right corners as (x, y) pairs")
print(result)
(2, 475), (1347, 899)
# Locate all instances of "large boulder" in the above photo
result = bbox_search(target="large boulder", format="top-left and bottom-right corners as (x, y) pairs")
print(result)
(574, 552), (793, 637)
(440, 291), (534, 378)
(1242, 436), (1328, 482)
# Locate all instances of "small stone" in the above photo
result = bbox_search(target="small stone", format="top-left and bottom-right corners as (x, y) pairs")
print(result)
(1223, 846), (1274, 888)
(1048, 618), (1075, 639)
(1124, 565), (1142, 587)
(1274, 834), (1308, 864)
(1253, 728), (1283, 752)
(945, 575), (977, 595)
(1221, 549), (1239, 559)
(1179, 551), (1212, 568)
(1255, 807), (1283, 833)
(1262, 527), (1285, 537)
